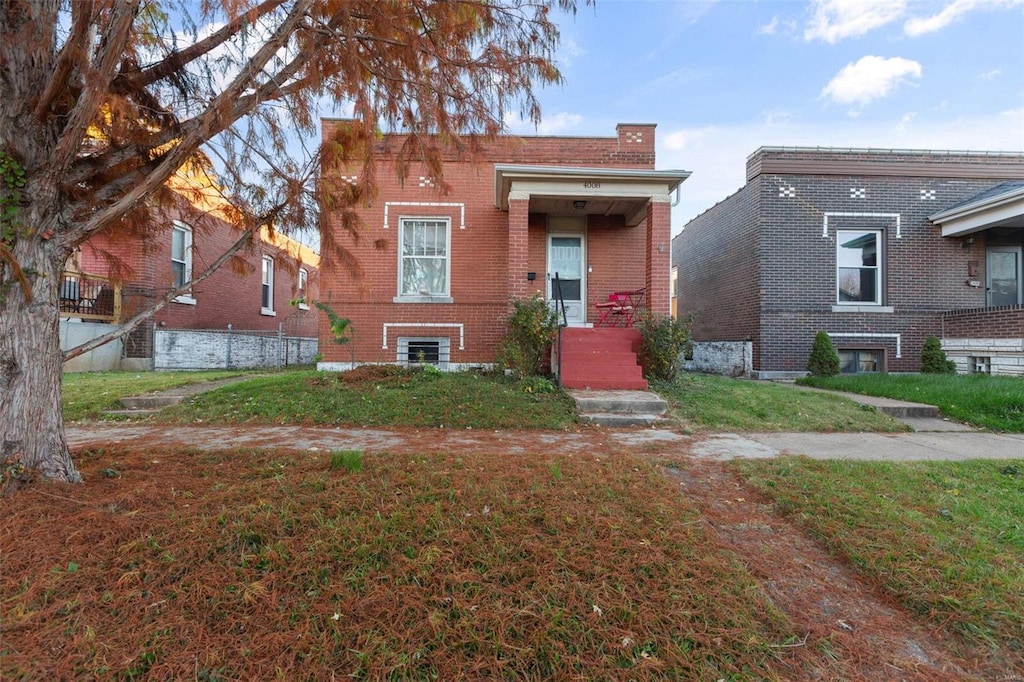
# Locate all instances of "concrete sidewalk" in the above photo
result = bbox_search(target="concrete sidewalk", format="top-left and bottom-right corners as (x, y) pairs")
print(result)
(65, 423), (1024, 462)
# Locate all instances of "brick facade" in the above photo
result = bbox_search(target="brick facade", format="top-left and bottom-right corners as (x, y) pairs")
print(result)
(674, 147), (1024, 376)
(80, 196), (319, 335)
(318, 122), (683, 368)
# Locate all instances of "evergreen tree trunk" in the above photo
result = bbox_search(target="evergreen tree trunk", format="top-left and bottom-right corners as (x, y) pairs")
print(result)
(0, 221), (81, 484)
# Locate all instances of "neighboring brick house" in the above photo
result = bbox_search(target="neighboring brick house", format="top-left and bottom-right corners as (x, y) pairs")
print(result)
(673, 147), (1024, 377)
(67, 171), (320, 340)
(317, 121), (689, 387)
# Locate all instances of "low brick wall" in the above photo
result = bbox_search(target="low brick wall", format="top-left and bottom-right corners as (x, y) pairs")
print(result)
(688, 341), (752, 377)
(155, 328), (317, 370)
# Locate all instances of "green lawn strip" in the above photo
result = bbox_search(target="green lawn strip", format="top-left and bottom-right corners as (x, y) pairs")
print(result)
(3, 447), (808, 680)
(62, 370), (245, 421)
(799, 374), (1024, 432)
(160, 369), (578, 430)
(735, 457), (1024, 660)
(652, 374), (907, 433)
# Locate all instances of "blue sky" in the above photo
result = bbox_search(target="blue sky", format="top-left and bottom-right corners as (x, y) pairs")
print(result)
(502, 0), (1024, 233)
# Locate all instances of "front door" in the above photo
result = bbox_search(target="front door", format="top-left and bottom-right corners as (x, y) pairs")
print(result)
(987, 246), (1022, 307)
(547, 232), (586, 325)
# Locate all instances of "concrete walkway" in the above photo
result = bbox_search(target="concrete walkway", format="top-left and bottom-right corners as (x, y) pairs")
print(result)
(65, 423), (1024, 462)
(782, 383), (975, 432)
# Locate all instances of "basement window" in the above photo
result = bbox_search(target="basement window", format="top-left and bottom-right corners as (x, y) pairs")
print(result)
(838, 349), (881, 374)
(397, 337), (450, 370)
(970, 356), (990, 374)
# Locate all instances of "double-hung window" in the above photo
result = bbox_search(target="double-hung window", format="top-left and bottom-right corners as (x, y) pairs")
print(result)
(171, 221), (195, 304)
(836, 229), (882, 305)
(297, 268), (309, 309)
(399, 217), (450, 299)
(261, 256), (275, 314)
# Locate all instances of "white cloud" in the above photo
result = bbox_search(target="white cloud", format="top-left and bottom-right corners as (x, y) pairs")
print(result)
(904, 0), (1024, 36)
(821, 55), (922, 112)
(503, 110), (583, 134)
(661, 108), (1024, 232)
(756, 16), (780, 35)
(804, 0), (906, 42)
(978, 68), (1003, 80)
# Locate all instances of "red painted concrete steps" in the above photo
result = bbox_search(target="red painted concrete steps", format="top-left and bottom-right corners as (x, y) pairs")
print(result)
(557, 327), (648, 390)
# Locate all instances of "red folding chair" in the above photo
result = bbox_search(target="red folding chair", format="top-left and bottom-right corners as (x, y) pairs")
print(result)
(595, 291), (634, 327)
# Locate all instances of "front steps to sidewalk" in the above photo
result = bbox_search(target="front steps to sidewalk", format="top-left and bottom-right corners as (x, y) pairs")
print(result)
(569, 389), (669, 427)
(103, 376), (252, 418)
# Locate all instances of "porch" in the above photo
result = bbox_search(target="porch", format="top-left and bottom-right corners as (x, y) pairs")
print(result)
(494, 164), (689, 389)
(59, 270), (122, 323)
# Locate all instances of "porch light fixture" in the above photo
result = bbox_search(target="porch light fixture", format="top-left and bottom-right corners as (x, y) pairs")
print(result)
(573, 200), (587, 210)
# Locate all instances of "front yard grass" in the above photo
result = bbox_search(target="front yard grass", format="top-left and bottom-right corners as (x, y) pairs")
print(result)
(737, 456), (1024, 666)
(62, 369), (244, 421)
(2, 446), (809, 680)
(160, 367), (578, 430)
(798, 373), (1024, 432)
(653, 373), (907, 432)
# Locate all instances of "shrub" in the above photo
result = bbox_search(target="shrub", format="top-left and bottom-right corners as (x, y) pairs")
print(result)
(500, 293), (559, 377)
(636, 313), (692, 381)
(921, 336), (957, 374)
(807, 331), (840, 377)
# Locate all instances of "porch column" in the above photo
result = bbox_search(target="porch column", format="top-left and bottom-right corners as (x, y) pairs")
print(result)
(645, 195), (671, 316)
(508, 190), (531, 300)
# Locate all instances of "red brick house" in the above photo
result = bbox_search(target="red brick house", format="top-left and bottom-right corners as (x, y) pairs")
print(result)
(674, 147), (1024, 377)
(63, 171), (320, 366)
(317, 122), (690, 388)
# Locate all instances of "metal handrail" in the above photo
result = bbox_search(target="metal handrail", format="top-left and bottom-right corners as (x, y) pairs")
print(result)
(552, 272), (568, 327)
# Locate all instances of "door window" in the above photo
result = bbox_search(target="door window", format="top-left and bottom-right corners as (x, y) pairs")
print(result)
(987, 247), (1022, 307)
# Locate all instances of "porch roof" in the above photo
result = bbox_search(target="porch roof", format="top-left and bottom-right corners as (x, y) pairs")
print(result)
(494, 164), (691, 226)
(930, 181), (1024, 237)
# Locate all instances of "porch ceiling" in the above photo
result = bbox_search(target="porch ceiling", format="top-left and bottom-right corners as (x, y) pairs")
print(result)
(930, 182), (1024, 237)
(494, 164), (691, 227)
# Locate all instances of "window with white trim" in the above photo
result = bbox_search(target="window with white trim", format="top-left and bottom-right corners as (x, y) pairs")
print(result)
(261, 256), (275, 314)
(837, 229), (882, 305)
(399, 217), (450, 297)
(171, 221), (195, 304)
(171, 221), (192, 289)
(297, 268), (309, 309)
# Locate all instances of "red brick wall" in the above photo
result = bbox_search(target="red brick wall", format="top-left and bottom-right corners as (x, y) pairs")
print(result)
(319, 122), (661, 365)
(81, 200), (319, 334)
(943, 306), (1024, 338)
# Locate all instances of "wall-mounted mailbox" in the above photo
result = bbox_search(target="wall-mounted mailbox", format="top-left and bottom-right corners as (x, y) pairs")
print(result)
(526, 272), (536, 281)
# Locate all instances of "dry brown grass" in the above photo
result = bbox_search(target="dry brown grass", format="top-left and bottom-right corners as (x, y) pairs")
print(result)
(3, 445), (815, 680)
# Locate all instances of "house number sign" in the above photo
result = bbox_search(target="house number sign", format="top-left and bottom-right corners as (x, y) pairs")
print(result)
(583, 181), (601, 189)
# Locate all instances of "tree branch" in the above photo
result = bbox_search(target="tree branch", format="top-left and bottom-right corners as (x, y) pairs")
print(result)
(33, 0), (96, 121)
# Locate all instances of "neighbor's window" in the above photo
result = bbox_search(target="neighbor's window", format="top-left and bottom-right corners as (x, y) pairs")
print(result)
(971, 356), (990, 374)
(171, 221), (193, 289)
(839, 349), (880, 374)
(261, 256), (275, 313)
(297, 268), (309, 309)
(399, 217), (449, 297)
(837, 229), (882, 305)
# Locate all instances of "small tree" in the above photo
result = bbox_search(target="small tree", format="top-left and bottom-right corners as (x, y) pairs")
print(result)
(921, 336), (957, 374)
(807, 331), (840, 377)
(500, 294), (559, 377)
(636, 312), (692, 381)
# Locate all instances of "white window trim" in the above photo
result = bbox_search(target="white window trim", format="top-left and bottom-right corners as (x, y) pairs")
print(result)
(261, 255), (276, 316)
(171, 221), (194, 304)
(297, 268), (310, 310)
(836, 228), (883, 307)
(396, 216), (452, 301)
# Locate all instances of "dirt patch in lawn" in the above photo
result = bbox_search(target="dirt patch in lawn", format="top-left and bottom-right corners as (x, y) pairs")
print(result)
(665, 457), (1006, 681)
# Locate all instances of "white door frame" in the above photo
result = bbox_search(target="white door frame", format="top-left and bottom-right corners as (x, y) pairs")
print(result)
(546, 230), (587, 326)
(986, 245), (1022, 307)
